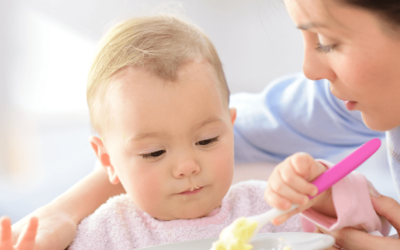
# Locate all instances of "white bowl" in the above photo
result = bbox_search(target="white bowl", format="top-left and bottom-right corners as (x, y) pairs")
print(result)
(139, 232), (335, 250)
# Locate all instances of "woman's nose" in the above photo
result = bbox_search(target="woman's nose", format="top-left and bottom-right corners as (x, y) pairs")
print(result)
(302, 42), (336, 82)
(173, 155), (201, 178)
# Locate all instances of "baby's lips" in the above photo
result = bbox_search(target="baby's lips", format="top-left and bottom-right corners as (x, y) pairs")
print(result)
(178, 185), (202, 194)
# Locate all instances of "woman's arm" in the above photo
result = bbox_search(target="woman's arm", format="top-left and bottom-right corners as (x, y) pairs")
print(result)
(12, 167), (125, 250)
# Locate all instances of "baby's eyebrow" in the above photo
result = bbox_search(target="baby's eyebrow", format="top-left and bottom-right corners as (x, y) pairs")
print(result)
(130, 132), (160, 142)
(128, 117), (223, 143)
(194, 117), (223, 130)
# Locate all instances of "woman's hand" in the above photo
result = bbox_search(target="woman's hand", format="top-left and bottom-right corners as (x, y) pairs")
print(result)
(9, 168), (125, 250)
(317, 194), (400, 250)
(11, 206), (76, 250)
(1, 217), (37, 250)
(264, 152), (332, 225)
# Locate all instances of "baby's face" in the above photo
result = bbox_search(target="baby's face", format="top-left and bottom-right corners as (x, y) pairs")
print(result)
(99, 59), (235, 220)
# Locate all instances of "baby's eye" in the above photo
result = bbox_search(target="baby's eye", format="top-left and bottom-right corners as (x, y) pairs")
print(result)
(196, 136), (219, 146)
(141, 150), (166, 159)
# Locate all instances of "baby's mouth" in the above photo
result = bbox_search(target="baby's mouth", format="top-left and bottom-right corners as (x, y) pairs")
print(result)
(178, 185), (203, 195)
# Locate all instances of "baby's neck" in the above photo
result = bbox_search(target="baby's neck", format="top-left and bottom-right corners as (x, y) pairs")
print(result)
(153, 205), (222, 221)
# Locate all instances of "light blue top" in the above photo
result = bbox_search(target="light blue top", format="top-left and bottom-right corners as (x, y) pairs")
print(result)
(231, 73), (400, 197)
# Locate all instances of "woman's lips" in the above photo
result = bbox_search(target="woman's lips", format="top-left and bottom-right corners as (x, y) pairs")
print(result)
(178, 187), (203, 195)
(344, 101), (357, 111)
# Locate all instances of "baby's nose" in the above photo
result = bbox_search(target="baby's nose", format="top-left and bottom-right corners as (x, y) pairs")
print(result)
(173, 158), (201, 178)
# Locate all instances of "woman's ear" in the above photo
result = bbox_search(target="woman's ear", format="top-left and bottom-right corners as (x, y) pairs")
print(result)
(229, 107), (237, 125)
(89, 136), (120, 185)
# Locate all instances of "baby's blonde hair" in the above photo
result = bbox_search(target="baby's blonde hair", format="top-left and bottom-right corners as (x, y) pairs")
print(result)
(87, 15), (229, 135)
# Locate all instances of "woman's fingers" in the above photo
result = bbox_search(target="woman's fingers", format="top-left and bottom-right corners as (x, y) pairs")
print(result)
(0, 217), (13, 250)
(15, 217), (38, 250)
(315, 194), (400, 249)
(371, 195), (400, 234)
(318, 226), (400, 250)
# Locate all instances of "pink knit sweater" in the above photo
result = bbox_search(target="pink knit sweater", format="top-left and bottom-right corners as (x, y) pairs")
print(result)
(68, 176), (388, 250)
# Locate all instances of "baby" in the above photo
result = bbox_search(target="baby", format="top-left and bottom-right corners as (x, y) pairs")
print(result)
(0, 15), (388, 250)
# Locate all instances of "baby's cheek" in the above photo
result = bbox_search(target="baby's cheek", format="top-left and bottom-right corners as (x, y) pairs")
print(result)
(127, 172), (164, 212)
(213, 145), (234, 185)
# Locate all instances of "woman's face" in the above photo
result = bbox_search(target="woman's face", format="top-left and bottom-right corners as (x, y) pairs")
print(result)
(285, 0), (400, 131)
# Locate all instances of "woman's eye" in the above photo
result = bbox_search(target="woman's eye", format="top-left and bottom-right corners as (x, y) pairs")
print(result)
(141, 150), (166, 159)
(316, 42), (336, 53)
(196, 136), (219, 146)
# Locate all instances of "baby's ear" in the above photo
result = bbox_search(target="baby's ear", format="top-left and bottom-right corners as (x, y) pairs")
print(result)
(229, 107), (237, 125)
(89, 136), (120, 185)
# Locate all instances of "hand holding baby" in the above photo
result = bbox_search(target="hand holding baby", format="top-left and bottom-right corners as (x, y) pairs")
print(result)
(264, 153), (336, 225)
(0, 217), (37, 250)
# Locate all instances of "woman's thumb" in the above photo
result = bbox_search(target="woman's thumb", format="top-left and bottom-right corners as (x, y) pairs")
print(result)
(371, 194), (400, 233)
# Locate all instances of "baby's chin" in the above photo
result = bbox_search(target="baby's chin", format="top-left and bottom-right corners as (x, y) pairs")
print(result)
(152, 203), (221, 221)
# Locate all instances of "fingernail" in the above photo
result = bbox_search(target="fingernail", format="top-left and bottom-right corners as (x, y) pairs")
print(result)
(333, 243), (342, 249)
(283, 201), (291, 210)
(312, 187), (318, 196)
(367, 180), (380, 198)
(309, 186), (318, 196)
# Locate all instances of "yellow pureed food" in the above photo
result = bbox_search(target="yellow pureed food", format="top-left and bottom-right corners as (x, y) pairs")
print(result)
(211, 217), (257, 250)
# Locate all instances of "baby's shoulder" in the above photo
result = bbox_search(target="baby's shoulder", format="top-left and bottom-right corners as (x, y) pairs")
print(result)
(68, 194), (136, 249)
(86, 194), (136, 222)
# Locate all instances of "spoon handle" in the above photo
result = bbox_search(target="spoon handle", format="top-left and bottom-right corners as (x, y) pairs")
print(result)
(309, 138), (381, 198)
(249, 204), (299, 226)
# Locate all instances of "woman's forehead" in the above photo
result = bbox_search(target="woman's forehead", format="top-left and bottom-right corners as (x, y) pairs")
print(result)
(285, 0), (340, 26)
(285, 0), (383, 37)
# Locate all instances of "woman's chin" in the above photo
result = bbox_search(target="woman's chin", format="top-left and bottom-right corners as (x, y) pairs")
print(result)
(361, 114), (399, 132)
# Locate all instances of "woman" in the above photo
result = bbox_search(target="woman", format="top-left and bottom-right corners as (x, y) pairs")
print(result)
(8, 0), (400, 249)
(251, 0), (400, 248)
